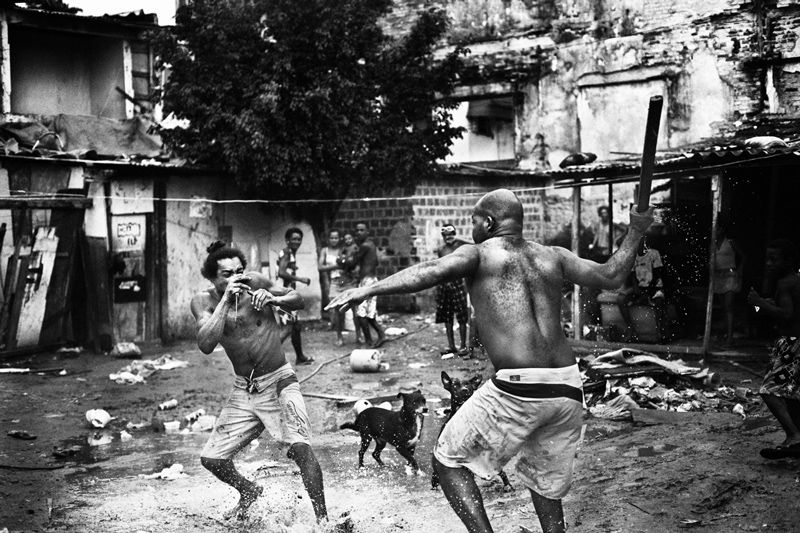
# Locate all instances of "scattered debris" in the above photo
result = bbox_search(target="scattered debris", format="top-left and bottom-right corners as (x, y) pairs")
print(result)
(138, 464), (186, 480)
(582, 348), (752, 420)
(108, 354), (189, 384)
(7, 430), (36, 440)
(52, 444), (83, 458)
(158, 399), (179, 410)
(119, 430), (133, 442)
(732, 403), (746, 418)
(87, 431), (113, 447)
(589, 394), (640, 421)
(57, 346), (83, 356)
(0, 367), (65, 375)
(384, 327), (408, 336)
(441, 353), (455, 360)
(109, 342), (141, 358)
(408, 362), (429, 369)
(85, 409), (112, 428)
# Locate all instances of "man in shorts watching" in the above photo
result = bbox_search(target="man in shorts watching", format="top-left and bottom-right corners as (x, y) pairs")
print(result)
(191, 242), (330, 523)
(327, 189), (652, 533)
(436, 224), (470, 356)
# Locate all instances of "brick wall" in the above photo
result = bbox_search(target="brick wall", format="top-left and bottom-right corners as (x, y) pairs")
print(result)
(330, 190), (419, 311)
(331, 176), (565, 313)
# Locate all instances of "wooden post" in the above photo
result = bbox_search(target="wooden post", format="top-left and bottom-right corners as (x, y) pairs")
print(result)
(607, 183), (614, 252)
(702, 174), (722, 354)
(571, 186), (582, 340)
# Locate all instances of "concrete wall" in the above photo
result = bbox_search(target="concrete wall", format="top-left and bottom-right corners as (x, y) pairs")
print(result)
(9, 28), (128, 118)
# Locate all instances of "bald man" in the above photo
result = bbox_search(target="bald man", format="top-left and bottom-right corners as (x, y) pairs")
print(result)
(327, 189), (653, 533)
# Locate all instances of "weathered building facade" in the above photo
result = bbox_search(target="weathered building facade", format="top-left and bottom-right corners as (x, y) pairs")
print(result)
(335, 1), (800, 348)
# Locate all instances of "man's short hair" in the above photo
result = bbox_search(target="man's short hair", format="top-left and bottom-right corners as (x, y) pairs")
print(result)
(201, 241), (247, 280)
(767, 238), (800, 269)
(356, 222), (368, 229)
(597, 205), (610, 216)
(285, 227), (303, 241)
(329, 229), (340, 237)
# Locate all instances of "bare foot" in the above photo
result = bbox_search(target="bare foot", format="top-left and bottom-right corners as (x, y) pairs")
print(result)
(223, 484), (263, 520)
(335, 338), (344, 347)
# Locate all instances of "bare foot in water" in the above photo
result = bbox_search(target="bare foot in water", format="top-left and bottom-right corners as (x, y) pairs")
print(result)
(223, 484), (263, 520)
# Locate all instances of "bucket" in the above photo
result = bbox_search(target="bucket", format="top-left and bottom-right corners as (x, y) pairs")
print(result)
(349, 349), (382, 372)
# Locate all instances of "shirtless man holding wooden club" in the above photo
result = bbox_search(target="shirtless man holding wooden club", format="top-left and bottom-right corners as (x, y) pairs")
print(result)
(327, 189), (653, 533)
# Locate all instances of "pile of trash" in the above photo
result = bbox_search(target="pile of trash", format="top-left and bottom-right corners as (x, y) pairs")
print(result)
(108, 354), (189, 384)
(581, 348), (753, 420)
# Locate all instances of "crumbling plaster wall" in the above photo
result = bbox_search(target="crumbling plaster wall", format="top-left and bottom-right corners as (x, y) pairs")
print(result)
(390, 1), (779, 163)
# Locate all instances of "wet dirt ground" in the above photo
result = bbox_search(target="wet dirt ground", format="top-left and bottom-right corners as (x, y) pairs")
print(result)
(1, 315), (799, 533)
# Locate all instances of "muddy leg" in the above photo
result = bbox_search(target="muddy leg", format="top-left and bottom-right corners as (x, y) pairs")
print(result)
(445, 318), (457, 353)
(433, 456), (493, 533)
(287, 443), (327, 521)
(367, 317), (385, 348)
(457, 319), (467, 352)
(201, 457), (262, 519)
(530, 489), (565, 533)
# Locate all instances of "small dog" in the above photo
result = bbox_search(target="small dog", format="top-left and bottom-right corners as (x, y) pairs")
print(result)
(431, 371), (513, 491)
(340, 390), (427, 474)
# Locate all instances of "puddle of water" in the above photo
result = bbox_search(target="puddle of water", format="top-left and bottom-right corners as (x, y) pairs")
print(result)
(637, 443), (678, 457)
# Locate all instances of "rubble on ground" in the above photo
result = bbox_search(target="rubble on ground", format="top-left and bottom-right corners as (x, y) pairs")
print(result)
(582, 348), (757, 420)
(108, 354), (189, 384)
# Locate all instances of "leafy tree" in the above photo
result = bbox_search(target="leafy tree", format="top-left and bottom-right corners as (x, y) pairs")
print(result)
(151, 0), (465, 237)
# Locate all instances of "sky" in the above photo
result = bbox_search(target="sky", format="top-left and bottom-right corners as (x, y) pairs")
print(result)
(66, 0), (176, 25)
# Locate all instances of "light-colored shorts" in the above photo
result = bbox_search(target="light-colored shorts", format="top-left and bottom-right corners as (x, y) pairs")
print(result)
(434, 365), (583, 500)
(201, 363), (311, 459)
(356, 276), (378, 319)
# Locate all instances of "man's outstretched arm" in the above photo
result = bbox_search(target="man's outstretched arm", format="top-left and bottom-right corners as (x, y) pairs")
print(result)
(555, 208), (653, 290)
(326, 245), (479, 311)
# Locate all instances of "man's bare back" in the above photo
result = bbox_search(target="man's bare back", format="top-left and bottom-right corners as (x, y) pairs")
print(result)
(469, 236), (574, 369)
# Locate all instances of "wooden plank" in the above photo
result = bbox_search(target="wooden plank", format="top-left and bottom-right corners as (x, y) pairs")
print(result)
(16, 227), (59, 347)
(703, 175), (721, 354)
(335, 393), (403, 409)
(40, 208), (84, 345)
(81, 236), (114, 352)
(6, 254), (29, 349)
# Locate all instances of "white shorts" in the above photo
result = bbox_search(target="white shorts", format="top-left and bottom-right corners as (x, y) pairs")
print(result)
(434, 365), (583, 499)
(201, 364), (311, 459)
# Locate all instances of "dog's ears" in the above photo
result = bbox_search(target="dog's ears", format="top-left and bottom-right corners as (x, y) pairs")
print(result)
(441, 371), (452, 391)
(469, 375), (483, 388)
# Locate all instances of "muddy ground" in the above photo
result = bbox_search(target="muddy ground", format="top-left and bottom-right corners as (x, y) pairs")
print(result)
(1, 315), (799, 533)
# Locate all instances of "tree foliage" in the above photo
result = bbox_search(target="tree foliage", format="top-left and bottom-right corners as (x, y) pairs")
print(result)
(151, 0), (466, 203)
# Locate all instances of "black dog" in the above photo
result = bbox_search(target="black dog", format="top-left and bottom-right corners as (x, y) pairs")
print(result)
(340, 390), (427, 474)
(431, 371), (513, 491)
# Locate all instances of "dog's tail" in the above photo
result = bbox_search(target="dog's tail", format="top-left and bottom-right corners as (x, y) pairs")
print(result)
(339, 421), (358, 431)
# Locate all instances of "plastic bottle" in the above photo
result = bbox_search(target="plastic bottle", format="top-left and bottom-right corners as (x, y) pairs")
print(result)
(158, 399), (178, 410)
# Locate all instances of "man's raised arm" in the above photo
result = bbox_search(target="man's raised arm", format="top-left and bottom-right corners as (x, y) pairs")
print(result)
(192, 294), (229, 354)
(326, 245), (479, 311)
(555, 207), (654, 290)
(247, 273), (305, 311)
